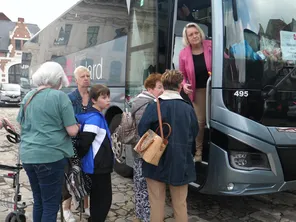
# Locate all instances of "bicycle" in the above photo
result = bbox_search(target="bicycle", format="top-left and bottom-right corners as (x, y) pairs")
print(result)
(0, 122), (28, 222)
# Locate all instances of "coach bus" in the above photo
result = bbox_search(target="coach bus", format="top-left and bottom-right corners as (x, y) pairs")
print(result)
(22, 0), (296, 195)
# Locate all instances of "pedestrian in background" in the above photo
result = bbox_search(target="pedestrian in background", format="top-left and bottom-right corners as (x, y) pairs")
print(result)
(179, 22), (212, 162)
(17, 61), (79, 222)
(138, 69), (198, 222)
(76, 84), (113, 222)
(131, 73), (164, 222)
(63, 66), (93, 222)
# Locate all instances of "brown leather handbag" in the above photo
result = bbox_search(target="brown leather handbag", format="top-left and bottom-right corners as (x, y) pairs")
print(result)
(134, 98), (172, 166)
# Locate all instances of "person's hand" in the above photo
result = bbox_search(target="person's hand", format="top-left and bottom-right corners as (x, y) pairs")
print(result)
(183, 84), (193, 95)
(1, 118), (16, 132)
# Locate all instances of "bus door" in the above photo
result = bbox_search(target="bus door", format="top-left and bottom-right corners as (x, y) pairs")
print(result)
(173, 0), (296, 196)
(172, 0), (212, 189)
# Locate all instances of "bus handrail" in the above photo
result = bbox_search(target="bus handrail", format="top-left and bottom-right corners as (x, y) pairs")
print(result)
(206, 76), (211, 129)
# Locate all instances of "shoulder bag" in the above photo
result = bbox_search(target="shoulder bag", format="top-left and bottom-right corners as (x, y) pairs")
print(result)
(134, 98), (171, 166)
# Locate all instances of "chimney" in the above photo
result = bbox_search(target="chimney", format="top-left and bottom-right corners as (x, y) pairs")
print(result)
(18, 17), (24, 23)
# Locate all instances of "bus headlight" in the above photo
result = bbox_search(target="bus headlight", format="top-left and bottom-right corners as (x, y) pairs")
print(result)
(229, 151), (270, 171)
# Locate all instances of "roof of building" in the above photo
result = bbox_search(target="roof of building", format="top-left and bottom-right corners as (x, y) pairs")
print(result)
(0, 14), (40, 52)
(0, 13), (11, 21)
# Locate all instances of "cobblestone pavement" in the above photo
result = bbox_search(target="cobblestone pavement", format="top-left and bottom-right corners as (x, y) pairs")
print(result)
(0, 107), (296, 222)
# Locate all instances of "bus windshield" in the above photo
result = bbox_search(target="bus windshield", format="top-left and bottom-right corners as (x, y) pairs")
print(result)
(223, 0), (296, 90)
(223, 0), (296, 126)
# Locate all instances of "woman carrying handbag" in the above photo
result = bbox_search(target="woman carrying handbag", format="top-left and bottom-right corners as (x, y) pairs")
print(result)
(137, 69), (198, 222)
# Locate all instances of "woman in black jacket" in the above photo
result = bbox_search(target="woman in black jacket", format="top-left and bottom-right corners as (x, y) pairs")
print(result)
(138, 69), (198, 222)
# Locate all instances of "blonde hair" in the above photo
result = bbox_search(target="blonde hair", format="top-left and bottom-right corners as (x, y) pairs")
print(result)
(182, 23), (205, 47)
(74, 66), (90, 79)
(161, 69), (183, 91)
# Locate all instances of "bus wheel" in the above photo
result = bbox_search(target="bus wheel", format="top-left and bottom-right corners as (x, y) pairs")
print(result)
(114, 159), (133, 178)
(108, 112), (133, 178)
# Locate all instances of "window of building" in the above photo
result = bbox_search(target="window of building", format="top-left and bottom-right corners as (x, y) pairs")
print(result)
(15, 40), (21, 50)
(8, 64), (21, 84)
(86, 26), (100, 48)
(54, 24), (73, 46)
(21, 52), (32, 78)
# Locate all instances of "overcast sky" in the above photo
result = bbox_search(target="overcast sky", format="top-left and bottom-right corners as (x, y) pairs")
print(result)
(2, 0), (80, 29)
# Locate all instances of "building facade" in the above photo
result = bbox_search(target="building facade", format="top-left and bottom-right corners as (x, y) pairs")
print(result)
(0, 13), (39, 84)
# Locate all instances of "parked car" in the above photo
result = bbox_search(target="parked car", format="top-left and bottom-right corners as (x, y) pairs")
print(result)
(0, 83), (21, 106)
(20, 77), (32, 100)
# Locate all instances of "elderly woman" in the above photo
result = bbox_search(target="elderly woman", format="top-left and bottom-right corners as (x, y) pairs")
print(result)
(131, 73), (164, 222)
(179, 22), (212, 162)
(138, 69), (198, 222)
(17, 61), (79, 222)
(64, 65), (92, 221)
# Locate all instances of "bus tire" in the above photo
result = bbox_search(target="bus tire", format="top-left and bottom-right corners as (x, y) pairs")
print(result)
(114, 160), (133, 178)
(108, 111), (133, 178)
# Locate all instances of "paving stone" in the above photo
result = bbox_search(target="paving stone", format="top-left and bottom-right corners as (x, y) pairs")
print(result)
(250, 211), (280, 222)
(114, 218), (126, 222)
(115, 209), (127, 216)
(113, 192), (126, 204)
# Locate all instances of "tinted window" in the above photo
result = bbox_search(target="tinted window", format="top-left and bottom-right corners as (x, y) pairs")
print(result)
(222, 0), (296, 127)
(23, 0), (129, 86)
(125, 0), (171, 98)
(223, 0), (296, 90)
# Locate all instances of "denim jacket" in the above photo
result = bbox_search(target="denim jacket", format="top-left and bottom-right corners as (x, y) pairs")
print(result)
(68, 89), (93, 115)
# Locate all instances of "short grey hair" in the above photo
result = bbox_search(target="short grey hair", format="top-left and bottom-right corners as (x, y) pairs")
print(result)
(32, 62), (69, 88)
(74, 66), (90, 79)
(182, 22), (205, 47)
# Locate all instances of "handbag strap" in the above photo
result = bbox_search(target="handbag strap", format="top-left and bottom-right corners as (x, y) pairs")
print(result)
(22, 87), (47, 121)
(156, 98), (164, 139)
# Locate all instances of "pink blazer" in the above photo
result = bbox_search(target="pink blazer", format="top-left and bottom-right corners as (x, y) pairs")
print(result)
(179, 40), (212, 102)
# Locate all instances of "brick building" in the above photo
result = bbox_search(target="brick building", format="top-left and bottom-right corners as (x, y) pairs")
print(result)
(0, 13), (39, 84)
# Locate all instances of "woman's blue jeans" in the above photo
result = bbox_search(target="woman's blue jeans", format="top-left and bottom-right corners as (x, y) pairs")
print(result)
(23, 158), (66, 222)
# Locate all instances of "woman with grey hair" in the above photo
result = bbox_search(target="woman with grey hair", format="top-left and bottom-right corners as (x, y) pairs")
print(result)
(138, 69), (198, 222)
(17, 61), (79, 222)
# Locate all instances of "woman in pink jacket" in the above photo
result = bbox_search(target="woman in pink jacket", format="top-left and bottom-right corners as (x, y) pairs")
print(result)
(179, 22), (212, 162)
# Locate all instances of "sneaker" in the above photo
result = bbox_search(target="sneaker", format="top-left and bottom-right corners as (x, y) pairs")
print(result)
(63, 210), (76, 222)
(84, 208), (90, 216)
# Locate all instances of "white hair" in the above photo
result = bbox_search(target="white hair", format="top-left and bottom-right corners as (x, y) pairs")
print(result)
(32, 61), (69, 88)
(74, 66), (90, 79)
(182, 22), (206, 47)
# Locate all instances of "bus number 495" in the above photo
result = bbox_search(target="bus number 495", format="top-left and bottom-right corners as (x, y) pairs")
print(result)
(234, 90), (249, 97)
